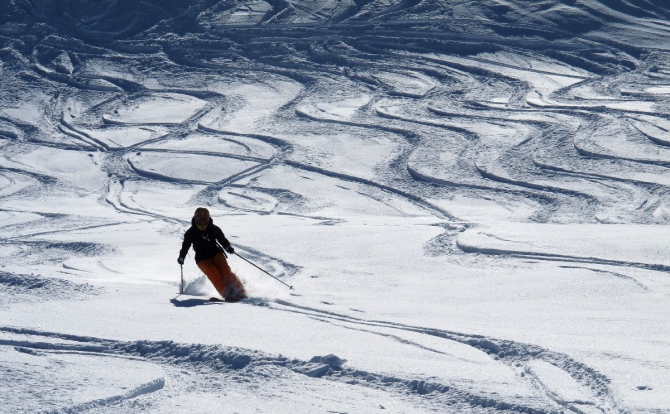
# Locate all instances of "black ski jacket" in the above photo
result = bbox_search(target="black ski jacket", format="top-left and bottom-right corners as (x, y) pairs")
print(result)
(179, 218), (232, 263)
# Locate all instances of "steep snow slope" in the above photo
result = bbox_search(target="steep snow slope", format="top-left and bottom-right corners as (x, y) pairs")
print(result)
(1, 1), (670, 413)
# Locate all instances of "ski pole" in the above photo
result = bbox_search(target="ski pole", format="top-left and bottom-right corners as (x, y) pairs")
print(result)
(234, 252), (294, 290)
(180, 264), (184, 294)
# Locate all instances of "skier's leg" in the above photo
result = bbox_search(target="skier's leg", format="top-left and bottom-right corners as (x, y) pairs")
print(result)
(196, 259), (228, 297)
(212, 253), (247, 299)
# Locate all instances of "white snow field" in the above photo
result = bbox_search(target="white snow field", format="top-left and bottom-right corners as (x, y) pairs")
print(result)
(1, 0), (670, 412)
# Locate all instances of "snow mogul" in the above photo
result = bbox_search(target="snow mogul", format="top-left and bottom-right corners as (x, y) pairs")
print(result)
(178, 207), (247, 302)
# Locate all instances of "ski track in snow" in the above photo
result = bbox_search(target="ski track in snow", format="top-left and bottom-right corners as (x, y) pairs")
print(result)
(2, 0), (670, 412)
(0, 321), (606, 414)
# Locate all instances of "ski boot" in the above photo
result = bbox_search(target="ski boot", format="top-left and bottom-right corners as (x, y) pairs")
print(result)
(224, 282), (247, 302)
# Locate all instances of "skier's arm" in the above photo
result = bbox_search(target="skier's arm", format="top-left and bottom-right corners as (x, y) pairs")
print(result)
(214, 226), (234, 253)
(178, 230), (192, 262)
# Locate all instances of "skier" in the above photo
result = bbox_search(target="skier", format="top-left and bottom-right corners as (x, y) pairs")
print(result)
(178, 207), (247, 302)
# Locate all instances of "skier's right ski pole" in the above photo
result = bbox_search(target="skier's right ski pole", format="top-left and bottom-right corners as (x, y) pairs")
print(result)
(235, 252), (294, 290)
(180, 264), (184, 294)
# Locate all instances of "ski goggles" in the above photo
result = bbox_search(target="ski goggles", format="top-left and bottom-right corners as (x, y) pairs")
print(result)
(195, 216), (209, 226)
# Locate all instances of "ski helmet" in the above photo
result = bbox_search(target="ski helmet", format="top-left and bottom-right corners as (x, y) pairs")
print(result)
(194, 207), (210, 231)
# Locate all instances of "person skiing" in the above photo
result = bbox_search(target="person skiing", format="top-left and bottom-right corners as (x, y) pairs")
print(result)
(178, 207), (247, 302)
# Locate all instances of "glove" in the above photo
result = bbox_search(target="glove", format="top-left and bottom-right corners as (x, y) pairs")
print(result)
(226, 246), (235, 254)
(177, 256), (185, 265)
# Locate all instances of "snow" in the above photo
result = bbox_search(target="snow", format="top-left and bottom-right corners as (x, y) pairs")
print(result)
(1, 0), (670, 413)
(127, 152), (260, 184)
(103, 93), (208, 125)
(0, 342), (165, 413)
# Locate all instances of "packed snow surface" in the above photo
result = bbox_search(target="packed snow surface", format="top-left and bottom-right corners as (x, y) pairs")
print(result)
(1, 0), (670, 412)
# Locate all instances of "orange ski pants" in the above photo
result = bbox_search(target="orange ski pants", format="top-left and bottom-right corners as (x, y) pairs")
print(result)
(197, 253), (246, 298)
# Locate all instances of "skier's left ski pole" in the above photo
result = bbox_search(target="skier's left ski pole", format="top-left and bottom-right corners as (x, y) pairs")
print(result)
(234, 252), (294, 290)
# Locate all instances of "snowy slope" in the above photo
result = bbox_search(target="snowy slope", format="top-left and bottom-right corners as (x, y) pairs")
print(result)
(1, 1), (670, 412)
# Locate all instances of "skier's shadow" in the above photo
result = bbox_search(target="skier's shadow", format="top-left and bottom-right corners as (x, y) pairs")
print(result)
(170, 297), (223, 308)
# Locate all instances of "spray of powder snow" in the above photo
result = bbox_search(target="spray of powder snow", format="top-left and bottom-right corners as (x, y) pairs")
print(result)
(234, 263), (291, 301)
(182, 274), (219, 298)
(182, 260), (291, 301)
